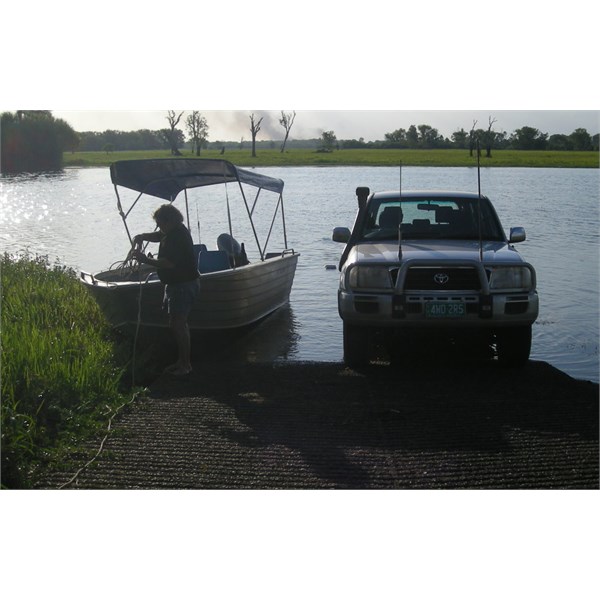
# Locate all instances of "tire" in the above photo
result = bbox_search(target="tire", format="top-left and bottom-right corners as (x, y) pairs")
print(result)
(496, 325), (532, 367)
(343, 322), (370, 368)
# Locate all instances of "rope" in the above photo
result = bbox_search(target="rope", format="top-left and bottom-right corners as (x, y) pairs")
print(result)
(57, 390), (143, 489)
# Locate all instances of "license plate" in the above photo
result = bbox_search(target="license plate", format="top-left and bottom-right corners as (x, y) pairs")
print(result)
(425, 301), (466, 318)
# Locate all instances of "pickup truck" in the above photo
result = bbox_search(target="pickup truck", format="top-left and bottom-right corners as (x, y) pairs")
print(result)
(333, 187), (539, 367)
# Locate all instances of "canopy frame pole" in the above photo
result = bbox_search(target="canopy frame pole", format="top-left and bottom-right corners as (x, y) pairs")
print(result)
(263, 195), (282, 255)
(183, 189), (191, 230)
(115, 184), (135, 245)
(225, 182), (234, 241)
(250, 188), (261, 216)
(280, 193), (289, 250)
(122, 189), (144, 220)
(237, 180), (264, 261)
(263, 192), (289, 254)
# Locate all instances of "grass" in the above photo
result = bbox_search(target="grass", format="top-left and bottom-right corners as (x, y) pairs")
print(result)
(0, 253), (140, 488)
(64, 148), (599, 168)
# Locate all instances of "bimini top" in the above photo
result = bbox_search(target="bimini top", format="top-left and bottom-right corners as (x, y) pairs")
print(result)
(110, 158), (284, 201)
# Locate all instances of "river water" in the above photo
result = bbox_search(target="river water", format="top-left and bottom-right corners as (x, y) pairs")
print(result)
(1, 165), (598, 382)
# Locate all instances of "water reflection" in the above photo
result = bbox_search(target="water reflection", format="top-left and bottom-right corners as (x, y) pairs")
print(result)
(191, 304), (300, 363)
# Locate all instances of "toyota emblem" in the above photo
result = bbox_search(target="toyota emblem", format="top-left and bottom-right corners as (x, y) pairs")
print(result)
(434, 273), (449, 284)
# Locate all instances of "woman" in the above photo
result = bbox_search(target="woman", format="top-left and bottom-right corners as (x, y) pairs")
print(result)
(132, 204), (199, 376)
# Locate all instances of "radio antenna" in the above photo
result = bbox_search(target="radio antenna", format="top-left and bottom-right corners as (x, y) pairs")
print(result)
(398, 162), (403, 260)
(476, 139), (483, 261)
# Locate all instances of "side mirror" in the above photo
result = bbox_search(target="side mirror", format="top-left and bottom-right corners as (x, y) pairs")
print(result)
(332, 227), (351, 243)
(509, 227), (526, 243)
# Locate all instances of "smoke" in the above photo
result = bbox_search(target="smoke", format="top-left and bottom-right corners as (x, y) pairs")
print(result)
(204, 110), (286, 141)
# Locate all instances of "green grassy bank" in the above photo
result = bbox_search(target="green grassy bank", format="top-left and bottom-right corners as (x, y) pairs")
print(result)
(64, 148), (599, 168)
(0, 254), (139, 488)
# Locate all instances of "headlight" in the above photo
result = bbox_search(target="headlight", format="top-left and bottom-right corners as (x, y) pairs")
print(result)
(348, 266), (392, 289)
(489, 266), (533, 290)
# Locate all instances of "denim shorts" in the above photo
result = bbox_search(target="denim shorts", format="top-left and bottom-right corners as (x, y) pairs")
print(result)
(163, 279), (200, 316)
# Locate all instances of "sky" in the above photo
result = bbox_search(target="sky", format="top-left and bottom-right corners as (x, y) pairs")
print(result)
(5, 2), (599, 147)
(51, 109), (599, 141)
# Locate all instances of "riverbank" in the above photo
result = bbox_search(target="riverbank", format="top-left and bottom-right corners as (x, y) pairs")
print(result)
(63, 148), (600, 169)
(36, 359), (599, 489)
(0, 254), (140, 489)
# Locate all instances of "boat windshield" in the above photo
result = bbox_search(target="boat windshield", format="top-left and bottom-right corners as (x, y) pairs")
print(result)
(360, 197), (505, 242)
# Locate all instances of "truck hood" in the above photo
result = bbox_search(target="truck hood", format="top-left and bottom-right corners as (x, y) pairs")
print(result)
(347, 239), (526, 265)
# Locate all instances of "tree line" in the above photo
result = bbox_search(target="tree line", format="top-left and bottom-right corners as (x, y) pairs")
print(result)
(75, 114), (600, 154)
(345, 122), (599, 153)
(1, 110), (598, 173)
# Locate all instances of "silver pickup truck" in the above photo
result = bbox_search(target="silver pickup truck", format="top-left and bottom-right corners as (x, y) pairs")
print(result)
(333, 188), (539, 367)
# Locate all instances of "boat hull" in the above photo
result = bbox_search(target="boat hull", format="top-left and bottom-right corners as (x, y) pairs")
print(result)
(81, 253), (299, 331)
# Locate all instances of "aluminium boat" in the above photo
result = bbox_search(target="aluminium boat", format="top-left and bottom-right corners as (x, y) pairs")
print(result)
(80, 158), (298, 331)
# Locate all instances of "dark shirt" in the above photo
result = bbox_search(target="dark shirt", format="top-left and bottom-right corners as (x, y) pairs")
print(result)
(157, 223), (199, 284)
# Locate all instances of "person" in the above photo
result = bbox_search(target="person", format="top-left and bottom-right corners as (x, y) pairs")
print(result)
(132, 204), (199, 376)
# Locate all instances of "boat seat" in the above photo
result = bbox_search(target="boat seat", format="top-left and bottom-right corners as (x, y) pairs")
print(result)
(193, 244), (208, 262)
(198, 250), (231, 274)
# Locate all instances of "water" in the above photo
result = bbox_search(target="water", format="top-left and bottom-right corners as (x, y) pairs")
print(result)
(1, 166), (598, 382)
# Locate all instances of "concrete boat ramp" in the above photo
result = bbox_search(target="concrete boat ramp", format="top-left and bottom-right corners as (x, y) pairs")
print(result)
(36, 360), (598, 489)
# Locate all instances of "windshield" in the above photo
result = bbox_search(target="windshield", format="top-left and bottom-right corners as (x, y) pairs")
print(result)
(361, 197), (505, 242)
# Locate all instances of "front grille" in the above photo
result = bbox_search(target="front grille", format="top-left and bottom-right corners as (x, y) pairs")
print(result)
(404, 267), (481, 291)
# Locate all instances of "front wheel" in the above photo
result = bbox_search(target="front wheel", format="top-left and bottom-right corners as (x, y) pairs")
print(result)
(496, 325), (532, 367)
(343, 323), (370, 368)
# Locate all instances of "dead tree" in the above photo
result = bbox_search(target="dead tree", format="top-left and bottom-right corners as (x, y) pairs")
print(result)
(485, 116), (497, 158)
(166, 110), (184, 156)
(469, 119), (478, 157)
(249, 113), (263, 157)
(186, 111), (209, 156)
(279, 110), (296, 153)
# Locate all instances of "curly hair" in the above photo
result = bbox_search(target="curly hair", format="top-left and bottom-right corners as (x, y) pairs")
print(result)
(153, 204), (184, 225)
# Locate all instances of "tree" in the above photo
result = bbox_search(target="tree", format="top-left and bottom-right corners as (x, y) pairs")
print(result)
(319, 130), (337, 152)
(468, 120), (478, 157)
(384, 128), (408, 146)
(511, 126), (548, 150)
(279, 110), (296, 153)
(451, 128), (468, 149)
(249, 113), (263, 157)
(1, 110), (77, 172)
(417, 124), (443, 148)
(54, 117), (80, 153)
(16, 110), (52, 122)
(547, 134), (573, 151)
(569, 128), (592, 151)
(484, 116), (497, 158)
(158, 128), (185, 152)
(165, 110), (184, 155)
(406, 125), (419, 148)
(186, 111), (209, 156)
